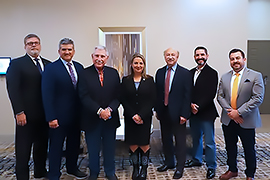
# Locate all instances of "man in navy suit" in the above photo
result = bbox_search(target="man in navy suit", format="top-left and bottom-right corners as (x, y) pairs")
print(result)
(6, 34), (50, 180)
(78, 45), (120, 180)
(218, 49), (264, 180)
(42, 38), (87, 180)
(155, 47), (192, 179)
(184, 46), (219, 179)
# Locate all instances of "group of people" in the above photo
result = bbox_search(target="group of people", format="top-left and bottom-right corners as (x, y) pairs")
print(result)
(6, 33), (264, 180)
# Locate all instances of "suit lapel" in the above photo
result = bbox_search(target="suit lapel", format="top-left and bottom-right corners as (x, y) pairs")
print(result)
(237, 68), (249, 96)
(57, 59), (75, 86)
(170, 64), (179, 91)
(225, 70), (234, 98)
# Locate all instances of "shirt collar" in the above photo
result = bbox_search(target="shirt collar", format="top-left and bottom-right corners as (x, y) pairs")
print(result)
(196, 63), (206, 71)
(27, 53), (41, 61)
(167, 63), (177, 71)
(60, 58), (73, 66)
(233, 67), (245, 76)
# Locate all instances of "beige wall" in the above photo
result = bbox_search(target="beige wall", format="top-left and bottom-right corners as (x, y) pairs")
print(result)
(0, 0), (269, 135)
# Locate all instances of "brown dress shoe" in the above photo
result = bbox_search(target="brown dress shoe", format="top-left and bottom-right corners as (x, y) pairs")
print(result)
(219, 171), (238, 180)
(246, 177), (254, 180)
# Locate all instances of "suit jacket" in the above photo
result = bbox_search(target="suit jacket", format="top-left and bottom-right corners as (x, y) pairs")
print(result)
(217, 67), (265, 128)
(190, 64), (219, 121)
(121, 75), (156, 120)
(42, 59), (84, 126)
(6, 54), (50, 123)
(155, 64), (192, 123)
(78, 65), (120, 131)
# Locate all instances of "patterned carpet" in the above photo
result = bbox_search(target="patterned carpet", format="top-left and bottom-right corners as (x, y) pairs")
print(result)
(1, 131), (270, 179)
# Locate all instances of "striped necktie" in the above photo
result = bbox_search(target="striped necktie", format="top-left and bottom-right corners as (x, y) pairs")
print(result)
(67, 62), (77, 88)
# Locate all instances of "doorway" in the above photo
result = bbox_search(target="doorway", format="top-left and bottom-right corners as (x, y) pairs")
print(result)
(247, 40), (270, 114)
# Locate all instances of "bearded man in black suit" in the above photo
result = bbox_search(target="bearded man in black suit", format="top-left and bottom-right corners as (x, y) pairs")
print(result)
(184, 46), (219, 179)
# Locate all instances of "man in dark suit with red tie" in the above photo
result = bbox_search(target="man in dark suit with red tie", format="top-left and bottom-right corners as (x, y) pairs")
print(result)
(78, 45), (120, 180)
(42, 38), (87, 180)
(6, 34), (50, 180)
(155, 47), (192, 179)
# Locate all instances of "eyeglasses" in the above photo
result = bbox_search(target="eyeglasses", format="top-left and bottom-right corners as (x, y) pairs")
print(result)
(26, 41), (40, 46)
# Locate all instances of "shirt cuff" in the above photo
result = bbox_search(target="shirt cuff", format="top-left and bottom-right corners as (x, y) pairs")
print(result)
(106, 107), (113, 112)
(16, 111), (24, 115)
(97, 108), (103, 115)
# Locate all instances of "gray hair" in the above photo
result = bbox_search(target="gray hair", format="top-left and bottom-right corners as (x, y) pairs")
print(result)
(163, 48), (179, 57)
(94, 45), (109, 56)
(59, 38), (74, 49)
(24, 34), (40, 45)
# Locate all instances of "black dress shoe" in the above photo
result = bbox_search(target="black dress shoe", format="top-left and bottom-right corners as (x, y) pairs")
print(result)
(34, 171), (48, 178)
(184, 159), (202, 167)
(206, 168), (215, 179)
(106, 174), (118, 180)
(67, 169), (87, 179)
(173, 170), (183, 179)
(157, 164), (175, 172)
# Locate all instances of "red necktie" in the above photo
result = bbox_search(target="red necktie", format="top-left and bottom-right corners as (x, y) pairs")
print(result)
(99, 70), (104, 87)
(164, 67), (171, 106)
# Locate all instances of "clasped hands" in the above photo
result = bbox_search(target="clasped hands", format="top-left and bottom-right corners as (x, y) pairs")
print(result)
(132, 114), (143, 124)
(99, 108), (112, 121)
(227, 108), (244, 124)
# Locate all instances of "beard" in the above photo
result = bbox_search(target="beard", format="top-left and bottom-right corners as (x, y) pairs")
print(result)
(29, 49), (40, 57)
(195, 58), (207, 66)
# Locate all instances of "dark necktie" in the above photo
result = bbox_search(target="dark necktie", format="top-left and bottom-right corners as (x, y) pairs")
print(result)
(67, 62), (77, 88)
(99, 70), (104, 87)
(34, 58), (42, 73)
(164, 67), (172, 106)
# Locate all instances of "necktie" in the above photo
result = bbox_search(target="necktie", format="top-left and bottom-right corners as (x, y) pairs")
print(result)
(99, 70), (104, 87)
(231, 73), (240, 109)
(34, 58), (42, 73)
(67, 62), (77, 88)
(164, 67), (171, 106)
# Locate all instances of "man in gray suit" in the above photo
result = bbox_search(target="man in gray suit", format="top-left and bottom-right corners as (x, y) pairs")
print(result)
(217, 48), (264, 180)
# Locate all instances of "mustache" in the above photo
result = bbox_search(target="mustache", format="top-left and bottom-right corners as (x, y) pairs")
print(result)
(95, 59), (104, 63)
(233, 62), (240, 65)
(196, 58), (206, 61)
(196, 58), (206, 65)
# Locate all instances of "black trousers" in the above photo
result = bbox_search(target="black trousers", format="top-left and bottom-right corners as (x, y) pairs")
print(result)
(48, 124), (81, 180)
(222, 120), (256, 178)
(159, 107), (186, 171)
(15, 121), (48, 180)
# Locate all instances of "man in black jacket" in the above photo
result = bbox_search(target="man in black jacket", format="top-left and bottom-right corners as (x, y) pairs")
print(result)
(6, 34), (50, 180)
(184, 46), (219, 179)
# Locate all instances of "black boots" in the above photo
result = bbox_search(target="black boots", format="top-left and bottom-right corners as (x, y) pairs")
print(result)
(130, 148), (150, 180)
(139, 149), (150, 180)
(130, 148), (140, 180)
